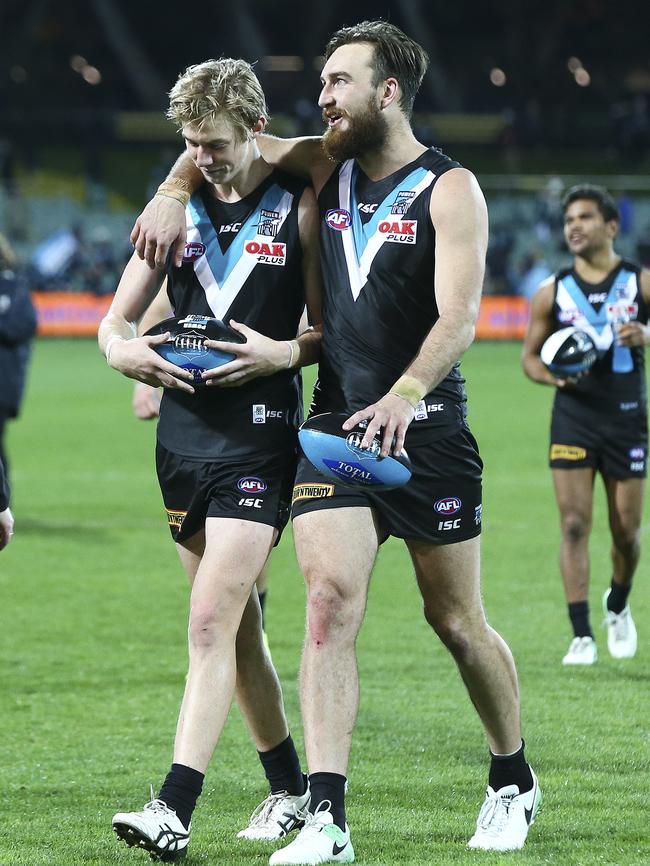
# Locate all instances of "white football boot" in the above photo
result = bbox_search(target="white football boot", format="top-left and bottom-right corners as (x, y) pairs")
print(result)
(269, 801), (354, 865)
(603, 590), (637, 658)
(562, 635), (597, 665)
(238, 785), (311, 840)
(468, 769), (541, 851)
(112, 789), (190, 861)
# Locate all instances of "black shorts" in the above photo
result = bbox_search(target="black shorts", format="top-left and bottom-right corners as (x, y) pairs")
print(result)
(156, 441), (296, 543)
(549, 401), (648, 478)
(291, 425), (483, 545)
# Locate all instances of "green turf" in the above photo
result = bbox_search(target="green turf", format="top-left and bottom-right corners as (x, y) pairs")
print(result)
(2, 339), (648, 866)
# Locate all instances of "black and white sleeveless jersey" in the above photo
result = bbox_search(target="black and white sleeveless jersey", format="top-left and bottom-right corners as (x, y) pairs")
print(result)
(551, 259), (647, 415)
(313, 147), (467, 444)
(157, 170), (307, 459)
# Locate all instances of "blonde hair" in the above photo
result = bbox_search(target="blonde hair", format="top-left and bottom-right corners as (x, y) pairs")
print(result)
(167, 58), (268, 140)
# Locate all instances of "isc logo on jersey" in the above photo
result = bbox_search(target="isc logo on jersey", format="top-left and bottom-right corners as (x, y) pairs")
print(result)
(245, 240), (286, 266)
(378, 220), (417, 244)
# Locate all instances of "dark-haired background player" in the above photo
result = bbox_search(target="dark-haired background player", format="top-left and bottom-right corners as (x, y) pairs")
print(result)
(99, 58), (322, 860)
(130, 22), (540, 861)
(523, 184), (650, 665)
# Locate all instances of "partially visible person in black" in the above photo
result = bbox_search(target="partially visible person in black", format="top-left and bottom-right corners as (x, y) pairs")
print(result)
(0, 232), (37, 482)
(0, 454), (13, 549)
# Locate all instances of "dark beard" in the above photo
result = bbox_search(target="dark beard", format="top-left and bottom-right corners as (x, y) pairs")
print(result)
(322, 99), (388, 162)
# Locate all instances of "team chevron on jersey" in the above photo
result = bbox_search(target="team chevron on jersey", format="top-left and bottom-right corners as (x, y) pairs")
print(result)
(156, 171), (307, 461)
(552, 259), (648, 413)
(314, 147), (468, 444)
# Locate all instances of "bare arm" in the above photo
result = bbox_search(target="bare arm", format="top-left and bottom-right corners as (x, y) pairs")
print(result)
(292, 184), (323, 367)
(131, 135), (333, 270)
(98, 253), (194, 392)
(617, 268), (650, 347)
(132, 285), (174, 419)
(345, 168), (488, 456)
(521, 279), (567, 386)
(257, 135), (333, 193)
(0, 456), (12, 550)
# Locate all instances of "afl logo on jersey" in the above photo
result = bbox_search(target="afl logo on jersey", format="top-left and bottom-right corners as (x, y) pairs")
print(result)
(325, 209), (352, 230)
(237, 476), (268, 494)
(183, 241), (206, 262)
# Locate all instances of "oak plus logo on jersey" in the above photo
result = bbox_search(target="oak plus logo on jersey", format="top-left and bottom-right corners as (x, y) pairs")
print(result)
(237, 476), (268, 494)
(378, 219), (417, 244)
(325, 209), (352, 230)
(183, 241), (206, 262)
(245, 239), (286, 265)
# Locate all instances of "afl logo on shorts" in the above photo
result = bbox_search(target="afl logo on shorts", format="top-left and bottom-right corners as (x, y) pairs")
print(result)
(183, 242), (206, 262)
(237, 477), (268, 494)
(325, 209), (352, 230)
(434, 497), (462, 515)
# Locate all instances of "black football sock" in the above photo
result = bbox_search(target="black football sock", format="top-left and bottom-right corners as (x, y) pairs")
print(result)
(607, 580), (631, 614)
(258, 734), (305, 795)
(568, 601), (592, 637)
(158, 763), (204, 829)
(258, 590), (267, 630)
(309, 772), (346, 830)
(489, 741), (533, 793)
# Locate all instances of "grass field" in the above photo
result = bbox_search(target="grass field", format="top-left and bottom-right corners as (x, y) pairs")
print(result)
(2, 339), (649, 866)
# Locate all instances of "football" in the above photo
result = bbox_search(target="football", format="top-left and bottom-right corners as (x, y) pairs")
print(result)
(144, 315), (246, 384)
(298, 412), (413, 490)
(540, 326), (597, 377)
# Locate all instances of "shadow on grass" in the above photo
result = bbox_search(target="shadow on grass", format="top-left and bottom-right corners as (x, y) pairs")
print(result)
(17, 518), (111, 541)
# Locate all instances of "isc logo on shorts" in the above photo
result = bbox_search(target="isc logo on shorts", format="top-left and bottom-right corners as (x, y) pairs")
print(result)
(378, 220), (417, 244)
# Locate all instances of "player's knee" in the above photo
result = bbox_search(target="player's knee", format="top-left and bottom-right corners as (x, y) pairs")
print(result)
(424, 607), (472, 658)
(306, 578), (357, 646)
(560, 512), (590, 543)
(612, 522), (641, 555)
(188, 605), (228, 651)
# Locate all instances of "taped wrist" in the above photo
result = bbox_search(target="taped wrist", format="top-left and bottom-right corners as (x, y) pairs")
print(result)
(156, 178), (192, 207)
(285, 339), (300, 369)
(105, 335), (125, 366)
(389, 374), (427, 408)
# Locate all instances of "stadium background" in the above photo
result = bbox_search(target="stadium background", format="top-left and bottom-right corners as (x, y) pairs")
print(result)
(1, 2), (649, 864)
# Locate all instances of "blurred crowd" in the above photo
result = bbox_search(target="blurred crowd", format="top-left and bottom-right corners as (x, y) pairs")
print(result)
(2, 174), (650, 301)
